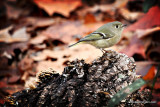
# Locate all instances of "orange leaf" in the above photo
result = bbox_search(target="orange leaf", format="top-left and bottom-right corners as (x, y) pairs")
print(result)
(34, 0), (82, 17)
(84, 13), (96, 24)
(125, 6), (160, 32)
(143, 65), (156, 80)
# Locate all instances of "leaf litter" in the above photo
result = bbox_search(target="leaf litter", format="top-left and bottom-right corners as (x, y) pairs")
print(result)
(0, 0), (160, 106)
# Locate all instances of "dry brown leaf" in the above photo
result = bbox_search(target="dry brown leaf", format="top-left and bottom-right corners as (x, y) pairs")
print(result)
(0, 26), (12, 42)
(82, 0), (128, 13)
(0, 66), (20, 83)
(33, 0), (82, 17)
(42, 21), (105, 43)
(135, 27), (160, 61)
(29, 34), (47, 45)
(118, 8), (144, 21)
(5, 4), (23, 19)
(0, 42), (28, 58)
(22, 17), (56, 31)
(136, 27), (160, 39)
(12, 27), (30, 41)
(136, 61), (158, 76)
(21, 71), (30, 82)
(76, 0), (128, 21)
(0, 26), (30, 43)
(25, 17), (55, 27)
(33, 44), (118, 73)
(18, 55), (33, 71)
(0, 83), (24, 95)
(8, 75), (21, 83)
(0, 76), (23, 95)
(0, 57), (21, 83)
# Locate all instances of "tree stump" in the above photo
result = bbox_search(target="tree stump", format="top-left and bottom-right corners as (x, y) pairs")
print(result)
(5, 50), (151, 107)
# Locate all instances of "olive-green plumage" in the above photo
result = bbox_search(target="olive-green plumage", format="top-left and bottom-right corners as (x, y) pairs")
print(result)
(69, 21), (126, 49)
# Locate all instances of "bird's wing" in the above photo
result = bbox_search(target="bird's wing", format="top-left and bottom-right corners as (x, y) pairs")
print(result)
(79, 32), (113, 42)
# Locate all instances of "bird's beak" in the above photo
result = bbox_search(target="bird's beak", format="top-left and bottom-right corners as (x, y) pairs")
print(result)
(122, 24), (127, 27)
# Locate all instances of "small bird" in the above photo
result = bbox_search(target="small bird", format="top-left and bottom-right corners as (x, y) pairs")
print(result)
(69, 21), (126, 52)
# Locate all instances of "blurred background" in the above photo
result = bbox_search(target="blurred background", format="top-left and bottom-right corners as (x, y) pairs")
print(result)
(0, 0), (160, 106)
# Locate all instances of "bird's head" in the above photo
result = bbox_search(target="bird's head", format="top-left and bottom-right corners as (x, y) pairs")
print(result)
(109, 21), (126, 34)
(97, 21), (126, 35)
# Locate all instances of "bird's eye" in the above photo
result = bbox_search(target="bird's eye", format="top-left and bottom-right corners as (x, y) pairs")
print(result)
(115, 25), (119, 28)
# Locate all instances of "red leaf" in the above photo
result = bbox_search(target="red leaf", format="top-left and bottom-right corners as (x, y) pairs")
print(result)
(120, 35), (145, 57)
(125, 6), (160, 32)
(143, 65), (156, 80)
(154, 78), (160, 89)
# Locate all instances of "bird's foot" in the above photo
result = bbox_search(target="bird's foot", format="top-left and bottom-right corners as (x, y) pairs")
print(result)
(100, 49), (114, 61)
(100, 48), (106, 54)
(100, 49), (113, 54)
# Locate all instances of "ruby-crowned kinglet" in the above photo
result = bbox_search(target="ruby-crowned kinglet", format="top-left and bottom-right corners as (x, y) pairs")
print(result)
(69, 21), (126, 52)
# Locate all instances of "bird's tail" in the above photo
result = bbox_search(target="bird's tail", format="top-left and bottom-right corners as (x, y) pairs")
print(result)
(68, 41), (81, 48)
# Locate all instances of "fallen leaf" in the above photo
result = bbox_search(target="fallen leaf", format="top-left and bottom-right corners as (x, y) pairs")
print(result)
(0, 81), (7, 89)
(29, 34), (47, 45)
(0, 42), (28, 56)
(118, 8), (144, 21)
(0, 26), (13, 43)
(135, 27), (160, 61)
(12, 27), (30, 41)
(25, 17), (55, 27)
(21, 71), (30, 82)
(154, 78), (160, 90)
(125, 6), (160, 32)
(142, 65), (156, 80)
(121, 26), (160, 61)
(8, 75), (21, 83)
(85, 0), (128, 12)
(136, 27), (160, 39)
(0, 77), (23, 95)
(20, 17), (56, 32)
(77, 0), (128, 21)
(0, 57), (21, 83)
(32, 44), (118, 72)
(120, 34), (145, 58)
(33, 0), (82, 17)
(18, 55), (33, 71)
(136, 61), (157, 76)
(0, 26), (30, 43)
(5, 3), (23, 19)
(152, 92), (160, 106)
(5, 0), (34, 19)
(84, 12), (97, 24)
(0, 84), (24, 95)
(42, 20), (105, 43)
